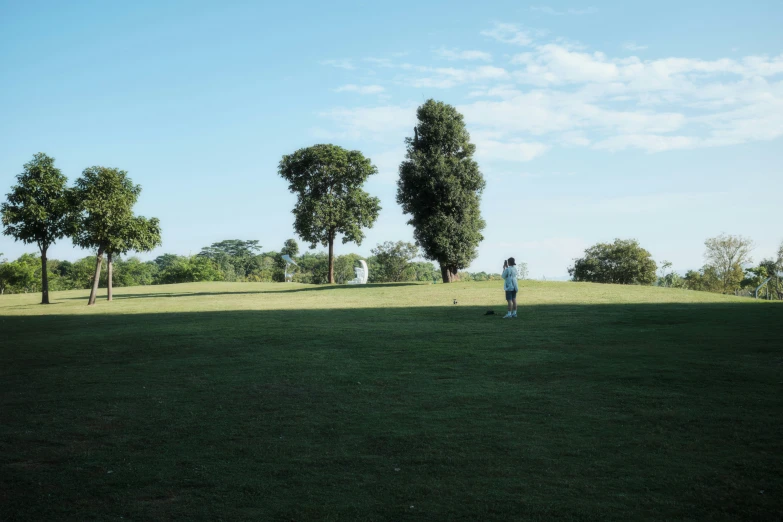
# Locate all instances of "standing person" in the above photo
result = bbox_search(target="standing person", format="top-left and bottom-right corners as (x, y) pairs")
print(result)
(502, 258), (518, 319)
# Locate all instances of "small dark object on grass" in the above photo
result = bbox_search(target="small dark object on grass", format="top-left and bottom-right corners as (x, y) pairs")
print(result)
(484, 310), (495, 315)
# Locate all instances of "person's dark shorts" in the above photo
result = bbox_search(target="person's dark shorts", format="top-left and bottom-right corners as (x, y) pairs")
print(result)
(505, 290), (517, 300)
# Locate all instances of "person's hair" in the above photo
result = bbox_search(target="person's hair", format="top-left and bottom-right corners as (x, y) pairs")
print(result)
(508, 257), (516, 266)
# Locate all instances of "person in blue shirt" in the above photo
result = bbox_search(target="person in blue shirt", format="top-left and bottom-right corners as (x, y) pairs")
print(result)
(501, 258), (518, 319)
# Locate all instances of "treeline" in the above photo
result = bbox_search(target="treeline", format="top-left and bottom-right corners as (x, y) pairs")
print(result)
(0, 239), (508, 295)
(569, 235), (783, 300)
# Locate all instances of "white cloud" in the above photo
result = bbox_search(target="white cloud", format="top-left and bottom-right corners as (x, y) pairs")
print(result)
(435, 48), (493, 62)
(481, 23), (533, 46)
(530, 6), (598, 15)
(317, 33), (783, 159)
(320, 59), (356, 70)
(474, 138), (550, 162)
(316, 104), (416, 141)
(593, 134), (696, 152)
(335, 84), (385, 95)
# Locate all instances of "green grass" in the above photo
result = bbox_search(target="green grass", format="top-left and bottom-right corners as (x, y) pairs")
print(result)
(1, 281), (781, 521)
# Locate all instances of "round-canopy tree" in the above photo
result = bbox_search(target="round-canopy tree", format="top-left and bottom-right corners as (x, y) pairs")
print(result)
(568, 238), (657, 285)
(278, 144), (381, 284)
(71, 166), (161, 305)
(397, 99), (486, 283)
(1, 153), (72, 304)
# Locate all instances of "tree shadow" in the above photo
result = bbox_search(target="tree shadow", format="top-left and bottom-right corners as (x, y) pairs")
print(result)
(1, 302), (782, 520)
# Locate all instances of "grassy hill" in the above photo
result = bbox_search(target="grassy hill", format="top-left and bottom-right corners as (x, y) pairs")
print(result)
(2, 281), (781, 520)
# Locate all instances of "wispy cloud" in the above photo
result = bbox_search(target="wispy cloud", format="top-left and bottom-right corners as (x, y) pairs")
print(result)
(481, 23), (534, 46)
(623, 42), (648, 51)
(320, 59), (356, 70)
(408, 66), (509, 89)
(530, 6), (598, 15)
(434, 48), (493, 62)
(316, 26), (783, 159)
(334, 84), (385, 95)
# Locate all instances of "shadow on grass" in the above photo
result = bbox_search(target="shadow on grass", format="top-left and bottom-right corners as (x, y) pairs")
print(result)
(1, 302), (782, 521)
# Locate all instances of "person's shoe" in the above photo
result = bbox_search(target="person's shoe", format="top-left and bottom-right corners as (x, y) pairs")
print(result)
(502, 313), (513, 319)
(511, 313), (517, 318)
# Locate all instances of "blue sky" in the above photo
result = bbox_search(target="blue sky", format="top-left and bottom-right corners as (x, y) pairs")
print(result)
(1, 0), (781, 277)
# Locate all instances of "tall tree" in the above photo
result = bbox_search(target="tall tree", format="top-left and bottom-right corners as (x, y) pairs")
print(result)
(703, 234), (754, 294)
(1, 153), (72, 304)
(569, 239), (657, 285)
(397, 99), (486, 283)
(281, 238), (299, 258)
(278, 144), (381, 283)
(71, 166), (158, 305)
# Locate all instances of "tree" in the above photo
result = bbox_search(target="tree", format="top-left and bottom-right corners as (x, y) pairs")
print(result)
(657, 260), (673, 287)
(71, 166), (158, 305)
(334, 253), (363, 284)
(703, 234), (754, 294)
(1, 153), (72, 304)
(157, 255), (223, 284)
(199, 240), (261, 280)
(568, 239), (657, 285)
(281, 238), (299, 258)
(397, 99), (486, 283)
(294, 251), (329, 284)
(278, 144), (381, 283)
(371, 241), (419, 282)
(105, 216), (162, 300)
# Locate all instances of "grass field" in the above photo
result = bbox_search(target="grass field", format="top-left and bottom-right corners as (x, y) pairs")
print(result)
(1, 281), (782, 521)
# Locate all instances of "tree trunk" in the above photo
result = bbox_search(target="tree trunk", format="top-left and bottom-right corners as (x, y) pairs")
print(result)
(88, 249), (104, 306)
(327, 234), (335, 284)
(40, 247), (50, 304)
(107, 252), (113, 301)
(440, 264), (459, 283)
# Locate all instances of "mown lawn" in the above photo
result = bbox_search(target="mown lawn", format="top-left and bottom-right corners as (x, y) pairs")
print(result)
(1, 281), (781, 521)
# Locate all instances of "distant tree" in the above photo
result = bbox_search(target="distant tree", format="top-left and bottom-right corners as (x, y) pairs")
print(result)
(157, 255), (222, 284)
(294, 251), (329, 284)
(334, 253), (363, 284)
(407, 261), (438, 282)
(71, 166), (157, 305)
(397, 100), (486, 283)
(371, 241), (419, 282)
(657, 260), (673, 287)
(683, 266), (720, 292)
(281, 238), (299, 258)
(279, 144), (381, 283)
(0, 253), (40, 294)
(200, 239), (261, 258)
(154, 253), (181, 272)
(703, 234), (754, 294)
(199, 239), (260, 280)
(568, 239), (657, 285)
(1, 153), (73, 304)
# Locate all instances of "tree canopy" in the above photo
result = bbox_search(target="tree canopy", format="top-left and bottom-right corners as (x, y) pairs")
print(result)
(71, 166), (159, 305)
(569, 239), (657, 285)
(397, 99), (486, 283)
(278, 144), (381, 283)
(1, 153), (72, 303)
(703, 234), (754, 294)
(371, 241), (419, 283)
